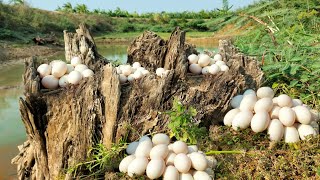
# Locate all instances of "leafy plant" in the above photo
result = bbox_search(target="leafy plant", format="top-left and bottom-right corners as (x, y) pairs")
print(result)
(165, 99), (207, 144)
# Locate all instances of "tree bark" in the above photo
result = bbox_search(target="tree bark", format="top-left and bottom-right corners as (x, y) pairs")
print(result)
(12, 25), (263, 179)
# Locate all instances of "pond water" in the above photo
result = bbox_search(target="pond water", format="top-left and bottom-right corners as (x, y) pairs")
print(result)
(0, 40), (217, 179)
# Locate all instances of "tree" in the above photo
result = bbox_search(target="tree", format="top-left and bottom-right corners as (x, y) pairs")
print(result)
(75, 4), (89, 14)
(9, 0), (25, 5)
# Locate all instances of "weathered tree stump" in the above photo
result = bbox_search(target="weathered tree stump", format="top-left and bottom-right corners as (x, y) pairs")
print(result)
(12, 25), (263, 179)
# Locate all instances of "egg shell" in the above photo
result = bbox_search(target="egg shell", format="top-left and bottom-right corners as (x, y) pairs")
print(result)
(310, 110), (319, 122)
(168, 143), (174, 151)
(173, 141), (188, 154)
(239, 94), (257, 111)
(208, 64), (220, 75)
(139, 135), (151, 143)
(193, 171), (212, 180)
(71, 56), (81, 66)
(141, 69), (150, 76)
(272, 97), (278, 105)
(180, 173), (194, 180)
(126, 141), (139, 155)
(156, 68), (165, 77)
(119, 74), (127, 84)
(215, 60), (226, 67)
(67, 71), (82, 85)
(206, 156), (217, 168)
(152, 133), (170, 145)
(224, 108), (240, 126)
(165, 152), (176, 166)
(209, 58), (216, 65)
(116, 67), (122, 74)
(122, 65), (132, 76)
(257, 87), (274, 99)
(136, 66), (145, 72)
(74, 64), (88, 73)
(66, 64), (74, 74)
(146, 158), (165, 179)
(82, 69), (94, 78)
(231, 95), (243, 108)
(270, 106), (281, 119)
(254, 97), (273, 113)
(135, 140), (153, 157)
(41, 75), (59, 89)
(150, 144), (169, 159)
(213, 54), (222, 61)
(58, 75), (69, 88)
(232, 111), (253, 130)
(132, 62), (141, 69)
(243, 89), (256, 96)
(37, 64), (51, 78)
(189, 64), (202, 74)
(202, 66), (210, 75)
(198, 54), (211, 67)
(189, 152), (208, 171)
(163, 165), (179, 180)
(127, 157), (149, 177)
(284, 126), (300, 143)
(310, 121), (319, 134)
(251, 111), (270, 133)
(293, 106), (312, 125)
(162, 70), (170, 77)
(205, 168), (215, 177)
(292, 99), (303, 107)
(188, 54), (199, 64)
(279, 107), (296, 126)
(119, 155), (135, 173)
(187, 145), (198, 154)
(297, 124), (317, 140)
(174, 153), (192, 173)
(133, 70), (143, 80)
(220, 64), (229, 72)
(127, 74), (135, 82)
(267, 119), (284, 141)
(277, 94), (293, 107)
(52, 61), (67, 78)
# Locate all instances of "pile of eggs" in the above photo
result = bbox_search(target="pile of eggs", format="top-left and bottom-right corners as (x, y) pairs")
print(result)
(116, 62), (150, 84)
(224, 87), (319, 143)
(187, 53), (229, 75)
(37, 57), (94, 89)
(119, 133), (217, 180)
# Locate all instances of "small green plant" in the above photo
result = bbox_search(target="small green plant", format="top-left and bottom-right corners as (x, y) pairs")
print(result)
(165, 99), (207, 144)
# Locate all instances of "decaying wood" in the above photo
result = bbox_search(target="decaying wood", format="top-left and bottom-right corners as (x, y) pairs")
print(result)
(13, 25), (263, 179)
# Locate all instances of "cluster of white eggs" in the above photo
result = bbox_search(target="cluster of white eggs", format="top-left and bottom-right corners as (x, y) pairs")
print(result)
(187, 53), (229, 75)
(224, 87), (319, 143)
(36, 57), (94, 89)
(119, 133), (217, 180)
(116, 62), (150, 84)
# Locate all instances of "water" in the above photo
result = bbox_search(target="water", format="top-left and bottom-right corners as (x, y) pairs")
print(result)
(0, 40), (217, 179)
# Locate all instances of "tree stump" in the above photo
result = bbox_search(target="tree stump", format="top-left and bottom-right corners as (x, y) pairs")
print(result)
(12, 25), (263, 179)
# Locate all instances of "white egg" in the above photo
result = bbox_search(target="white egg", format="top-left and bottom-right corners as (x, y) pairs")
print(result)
(206, 156), (217, 168)
(156, 68), (165, 77)
(213, 53), (222, 61)
(256, 87), (274, 99)
(243, 89), (256, 96)
(254, 97), (273, 113)
(126, 141), (139, 155)
(239, 94), (257, 111)
(152, 133), (170, 145)
(201, 66), (210, 75)
(52, 61), (67, 78)
(173, 141), (188, 154)
(270, 106), (280, 119)
(284, 126), (300, 143)
(146, 158), (165, 179)
(58, 75), (69, 88)
(310, 110), (319, 122)
(139, 135), (151, 143)
(116, 67), (122, 74)
(267, 119), (284, 141)
(74, 64), (88, 73)
(41, 75), (59, 89)
(293, 106), (312, 125)
(180, 173), (194, 180)
(67, 71), (82, 85)
(82, 69), (94, 78)
(133, 70), (143, 80)
(136, 67), (145, 72)
(187, 145), (198, 154)
(127, 74), (135, 82)
(119, 74), (127, 84)
(37, 64), (51, 78)
(71, 56), (81, 67)
(208, 64), (220, 75)
(223, 108), (240, 126)
(209, 58), (216, 65)
(165, 152), (176, 166)
(168, 143), (174, 151)
(188, 54), (199, 64)
(127, 157), (149, 177)
(119, 155), (135, 173)
(198, 54), (211, 67)
(141, 69), (150, 76)
(220, 65), (229, 72)
(215, 60), (226, 67)
(205, 168), (215, 177)
(193, 171), (212, 180)
(279, 107), (296, 126)
(66, 64), (74, 74)
(232, 111), (253, 130)
(250, 112), (270, 133)
(131, 67), (137, 73)
(163, 165), (179, 180)
(174, 153), (191, 173)
(189, 64), (202, 74)
(272, 97), (278, 105)
(292, 99), (303, 107)
(150, 144), (169, 159)
(189, 152), (208, 171)
(122, 65), (132, 76)
(297, 124), (317, 140)
(162, 70), (170, 77)
(310, 121), (319, 134)
(277, 94), (293, 107)
(231, 95), (243, 108)
(132, 62), (141, 69)
(135, 139), (153, 157)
